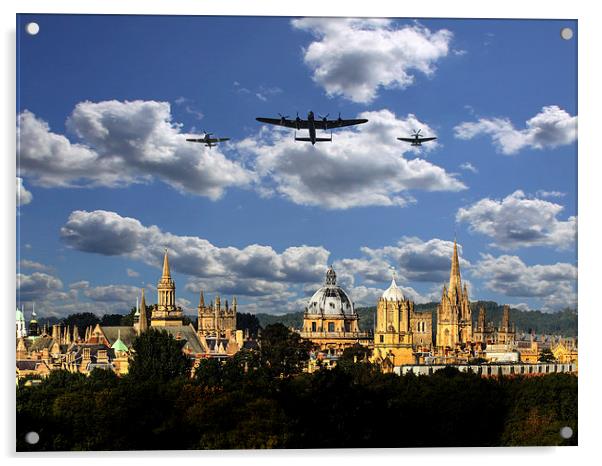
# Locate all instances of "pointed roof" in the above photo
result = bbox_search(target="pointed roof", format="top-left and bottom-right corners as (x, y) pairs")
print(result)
(138, 288), (148, 333)
(199, 290), (205, 307)
(162, 248), (171, 278)
(448, 239), (462, 295)
(111, 329), (129, 353)
(382, 278), (405, 301)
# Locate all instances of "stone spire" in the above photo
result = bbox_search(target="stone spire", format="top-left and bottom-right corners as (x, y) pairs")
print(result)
(162, 248), (171, 278)
(73, 325), (80, 342)
(199, 290), (205, 307)
(448, 239), (462, 298)
(138, 288), (148, 334)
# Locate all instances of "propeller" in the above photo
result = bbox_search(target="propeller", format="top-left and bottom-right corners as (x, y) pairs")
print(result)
(278, 113), (289, 121)
(337, 112), (342, 122)
(412, 129), (422, 136)
(318, 113), (329, 122)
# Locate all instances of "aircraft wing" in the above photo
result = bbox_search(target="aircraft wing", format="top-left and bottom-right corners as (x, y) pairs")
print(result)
(206, 138), (230, 143)
(418, 137), (437, 142)
(397, 138), (416, 143)
(314, 118), (368, 130)
(186, 138), (206, 143)
(256, 117), (309, 129)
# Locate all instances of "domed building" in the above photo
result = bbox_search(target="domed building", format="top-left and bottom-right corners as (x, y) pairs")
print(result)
(373, 277), (433, 367)
(300, 266), (371, 357)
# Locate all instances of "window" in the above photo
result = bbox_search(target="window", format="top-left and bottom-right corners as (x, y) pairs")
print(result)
(311, 322), (316, 332)
(328, 322), (335, 332)
(380, 335), (384, 343)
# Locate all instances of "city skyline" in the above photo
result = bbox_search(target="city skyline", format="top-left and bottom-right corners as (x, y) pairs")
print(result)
(16, 15), (577, 318)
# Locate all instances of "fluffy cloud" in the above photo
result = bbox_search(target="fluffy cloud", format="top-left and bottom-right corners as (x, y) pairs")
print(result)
(16, 177), (33, 206)
(292, 18), (453, 103)
(18, 260), (53, 272)
(454, 105), (577, 155)
(459, 162), (478, 173)
(17, 100), (255, 198)
(357, 236), (470, 284)
(456, 190), (576, 250)
(239, 109), (465, 209)
(474, 254), (577, 311)
(17, 263), (144, 318)
(126, 268), (140, 277)
(536, 190), (566, 199)
(17, 272), (63, 301)
(83, 284), (140, 304)
(60, 209), (331, 299)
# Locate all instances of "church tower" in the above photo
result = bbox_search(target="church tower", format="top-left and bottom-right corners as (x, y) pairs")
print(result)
(197, 290), (237, 338)
(436, 239), (473, 348)
(151, 249), (183, 327)
(373, 277), (415, 365)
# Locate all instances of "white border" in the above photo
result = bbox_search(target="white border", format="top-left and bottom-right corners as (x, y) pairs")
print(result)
(2, 0), (600, 464)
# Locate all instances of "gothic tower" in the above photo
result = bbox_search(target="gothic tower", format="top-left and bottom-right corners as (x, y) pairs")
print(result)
(436, 239), (473, 348)
(373, 277), (415, 365)
(151, 249), (183, 327)
(197, 290), (237, 338)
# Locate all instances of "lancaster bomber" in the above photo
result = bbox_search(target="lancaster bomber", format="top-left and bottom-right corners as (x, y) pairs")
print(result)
(256, 111), (368, 145)
(186, 132), (230, 148)
(397, 129), (437, 146)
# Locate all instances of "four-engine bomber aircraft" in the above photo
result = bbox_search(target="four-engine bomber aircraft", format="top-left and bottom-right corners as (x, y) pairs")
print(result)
(397, 129), (437, 147)
(256, 111), (368, 145)
(186, 132), (230, 148)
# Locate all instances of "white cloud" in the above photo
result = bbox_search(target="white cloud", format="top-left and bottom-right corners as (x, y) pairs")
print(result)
(456, 190), (576, 250)
(474, 254), (577, 311)
(17, 272), (63, 302)
(292, 18), (453, 103)
(454, 105), (577, 155)
(16, 177), (33, 206)
(459, 162), (478, 173)
(18, 259), (52, 272)
(83, 284), (140, 304)
(17, 100), (255, 199)
(239, 109), (465, 209)
(126, 268), (140, 277)
(60, 209), (331, 300)
(536, 190), (566, 199)
(356, 236), (470, 284)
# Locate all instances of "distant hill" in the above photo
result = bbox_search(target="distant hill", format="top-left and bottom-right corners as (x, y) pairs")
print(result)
(255, 301), (578, 338)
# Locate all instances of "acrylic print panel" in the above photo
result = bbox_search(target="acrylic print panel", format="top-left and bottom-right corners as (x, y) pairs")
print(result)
(16, 14), (577, 450)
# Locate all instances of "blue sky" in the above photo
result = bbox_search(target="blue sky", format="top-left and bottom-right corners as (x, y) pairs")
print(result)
(16, 14), (577, 318)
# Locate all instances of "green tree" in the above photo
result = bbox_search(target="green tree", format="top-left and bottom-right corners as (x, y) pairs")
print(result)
(62, 312), (100, 334)
(538, 348), (556, 363)
(100, 313), (125, 326)
(258, 323), (311, 377)
(237, 312), (261, 338)
(128, 329), (191, 382)
(340, 343), (372, 363)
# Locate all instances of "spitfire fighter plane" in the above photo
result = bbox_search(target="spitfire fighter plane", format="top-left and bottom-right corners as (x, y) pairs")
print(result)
(397, 129), (437, 146)
(256, 111), (368, 145)
(186, 132), (230, 148)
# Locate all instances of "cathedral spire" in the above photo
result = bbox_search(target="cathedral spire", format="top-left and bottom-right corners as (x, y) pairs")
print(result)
(199, 290), (205, 307)
(162, 248), (171, 278)
(448, 239), (462, 295)
(138, 288), (148, 334)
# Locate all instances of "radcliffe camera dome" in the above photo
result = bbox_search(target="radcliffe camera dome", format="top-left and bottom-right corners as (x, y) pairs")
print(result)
(381, 278), (405, 301)
(307, 266), (355, 317)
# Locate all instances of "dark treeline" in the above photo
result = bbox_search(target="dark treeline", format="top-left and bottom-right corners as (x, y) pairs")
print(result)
(17, 324), (577, 451)
(34, 302), (577, 339)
